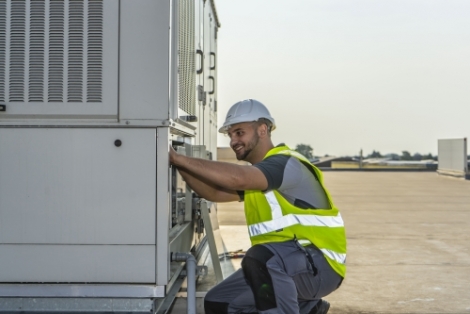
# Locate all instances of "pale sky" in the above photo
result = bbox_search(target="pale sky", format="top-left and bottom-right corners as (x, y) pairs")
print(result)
(214, 0), (470, 157)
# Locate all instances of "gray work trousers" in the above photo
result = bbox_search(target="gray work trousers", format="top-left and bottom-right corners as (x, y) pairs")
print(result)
(204, 240), (343, 314)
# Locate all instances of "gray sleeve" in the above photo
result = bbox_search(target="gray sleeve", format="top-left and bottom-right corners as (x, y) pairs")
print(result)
(254, 155), (330, 209)
(281, 158), (330, 209)
(253, 155), (291, 191)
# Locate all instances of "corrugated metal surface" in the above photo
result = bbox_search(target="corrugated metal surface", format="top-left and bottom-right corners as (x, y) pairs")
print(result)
(178, 0), (195, 115)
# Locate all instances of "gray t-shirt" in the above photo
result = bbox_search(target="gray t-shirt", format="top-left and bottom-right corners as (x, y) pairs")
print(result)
(239, 154), (331, 209)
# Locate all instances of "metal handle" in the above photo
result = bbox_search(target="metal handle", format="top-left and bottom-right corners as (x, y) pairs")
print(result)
(196, 50), (203, 74)
(0, 104), (5, 112)
(208, 76), (215, 95)
(172, 140), (185, 147)
(210, 52), (216, 70)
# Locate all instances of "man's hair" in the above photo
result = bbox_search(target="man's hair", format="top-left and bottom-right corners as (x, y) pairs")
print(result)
(252, 118), (272, 137)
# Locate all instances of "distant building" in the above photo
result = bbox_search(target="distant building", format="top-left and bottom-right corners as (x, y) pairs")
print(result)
(330, 157), (437, 170)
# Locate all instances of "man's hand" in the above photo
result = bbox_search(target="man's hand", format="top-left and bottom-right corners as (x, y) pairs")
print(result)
(170, 149), (267, 192)
(169, 145), (178, 165)
(169, 144), (240, 202)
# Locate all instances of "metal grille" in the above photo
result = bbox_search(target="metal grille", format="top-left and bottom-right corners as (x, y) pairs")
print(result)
(178, 0), (195, 115)
(87, 0), (102, 102)
(9, 0), (26, 102)
(67, 0), (83, 102)
(0, 1), (6, 102)
(29, 0), (45, 102)
(0, 0), (103, 104)
(48, 0), (64, 102)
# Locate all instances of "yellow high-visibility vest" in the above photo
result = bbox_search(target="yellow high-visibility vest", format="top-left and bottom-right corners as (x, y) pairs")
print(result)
(244, 145), (347, 277)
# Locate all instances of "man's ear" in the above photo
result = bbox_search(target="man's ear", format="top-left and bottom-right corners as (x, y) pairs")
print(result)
(258, 123), (268, 137)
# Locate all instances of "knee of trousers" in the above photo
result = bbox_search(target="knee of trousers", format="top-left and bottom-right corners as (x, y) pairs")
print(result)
(241, 245), (277, 311)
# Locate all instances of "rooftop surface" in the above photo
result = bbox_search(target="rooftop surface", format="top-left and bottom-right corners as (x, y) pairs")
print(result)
(170, 172), (470, 314)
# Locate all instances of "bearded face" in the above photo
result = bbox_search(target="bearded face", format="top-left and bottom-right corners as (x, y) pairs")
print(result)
(228, 122), (261, 161)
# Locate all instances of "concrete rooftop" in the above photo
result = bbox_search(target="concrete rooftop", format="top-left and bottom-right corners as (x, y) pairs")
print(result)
(170, 172), (470, 314)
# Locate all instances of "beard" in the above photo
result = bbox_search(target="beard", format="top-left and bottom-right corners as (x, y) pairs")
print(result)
(234, 132), (260, 161)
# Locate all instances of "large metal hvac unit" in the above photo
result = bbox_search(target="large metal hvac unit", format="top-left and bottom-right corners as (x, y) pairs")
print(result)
(0, 0), (220, 312)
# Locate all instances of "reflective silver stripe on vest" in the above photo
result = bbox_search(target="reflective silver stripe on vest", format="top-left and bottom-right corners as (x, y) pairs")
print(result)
(248, 213), (344, 237)
(320, 248), (346, 264)
(265, 191), (283, 219)
(252, 191), (344, 237)
(297, 240), (346, 265)
(298, 239), (312, 246)
(249, 191), (346, 265)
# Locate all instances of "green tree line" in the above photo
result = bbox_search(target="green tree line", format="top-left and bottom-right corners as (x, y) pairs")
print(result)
(294, 144), (437, 161)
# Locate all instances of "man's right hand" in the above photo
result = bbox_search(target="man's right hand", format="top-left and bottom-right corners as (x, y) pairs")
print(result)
(169, 145), (178, 166)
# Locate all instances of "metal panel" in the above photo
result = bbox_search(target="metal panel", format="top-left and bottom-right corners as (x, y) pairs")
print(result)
(0, 298), (158, 313)
(194, 0), (204, 146)
(119, 0), (170, 122)
(0, 245), (155, 283)
(0, 0), (118, 119)
(0, 284), (165, 298)
(0, 128), (156, 244)
(438, 138), (468, 176)
(202, 1), (218, 156)
(155, 127), (170, 286)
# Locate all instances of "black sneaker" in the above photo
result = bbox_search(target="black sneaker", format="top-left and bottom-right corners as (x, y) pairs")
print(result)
(308, 299), (330, 314)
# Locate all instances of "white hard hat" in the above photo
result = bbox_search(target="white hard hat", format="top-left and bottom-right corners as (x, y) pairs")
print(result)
(218, 99), (276, 133)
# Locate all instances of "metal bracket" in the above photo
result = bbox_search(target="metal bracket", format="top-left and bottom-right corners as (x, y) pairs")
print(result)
(197, 265), (208, 276)
(200, 200), (225, 283)
(197, 85), (207, 106)
(197, 85), (204, 101)
(195, 215), (204, 234)
(180, 265), (208, 277)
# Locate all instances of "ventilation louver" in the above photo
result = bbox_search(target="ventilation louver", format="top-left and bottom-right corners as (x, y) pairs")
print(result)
(0, 1), (5, 102)
(0, 0), (103, 104)
(178, 0), (195, 115)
